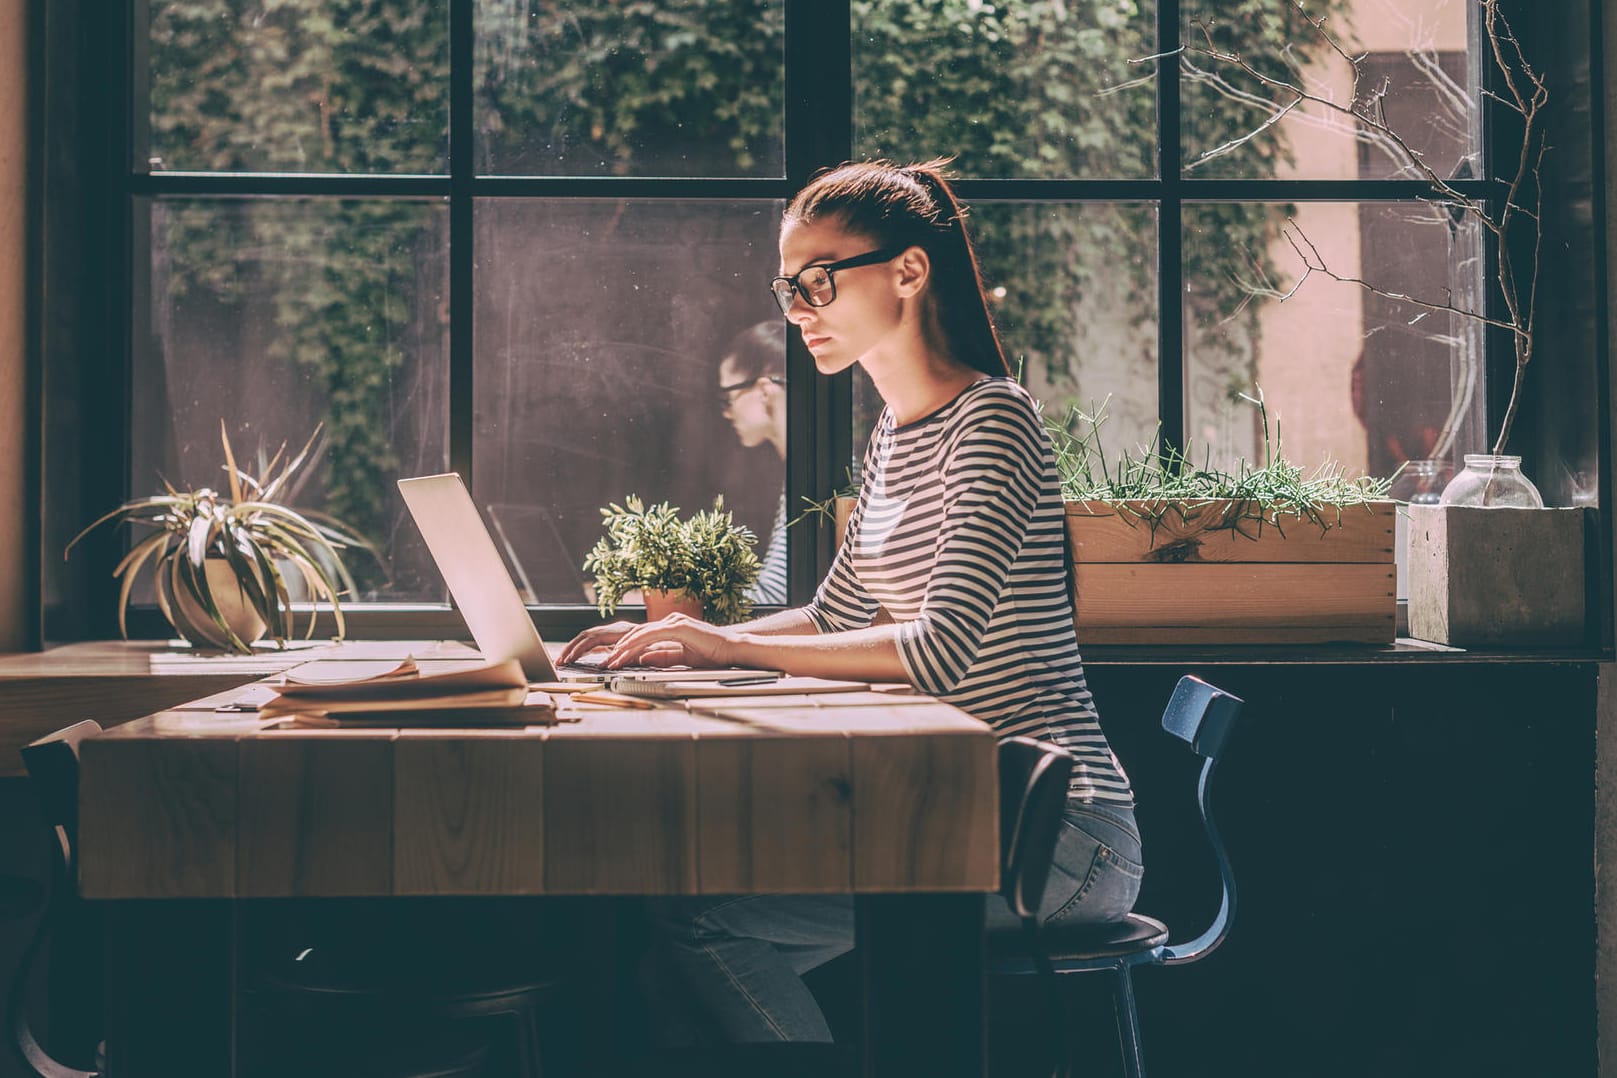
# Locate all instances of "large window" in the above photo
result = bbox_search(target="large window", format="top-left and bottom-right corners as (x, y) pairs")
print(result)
(47, 0), (1601, 637)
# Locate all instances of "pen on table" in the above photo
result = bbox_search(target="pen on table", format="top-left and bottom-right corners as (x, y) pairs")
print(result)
(717, 674), (780, 687)
(570, 690), (657, 709)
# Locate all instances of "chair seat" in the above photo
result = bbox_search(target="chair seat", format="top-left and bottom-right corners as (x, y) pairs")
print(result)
(258, 942), (563, 1002)
(248, 946), (557, 1078)
(989, 913), (1170, 965)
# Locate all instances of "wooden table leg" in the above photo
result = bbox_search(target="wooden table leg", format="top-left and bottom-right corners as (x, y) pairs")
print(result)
(857, 893), (986, 1078)
(102, 899), (238, 1077)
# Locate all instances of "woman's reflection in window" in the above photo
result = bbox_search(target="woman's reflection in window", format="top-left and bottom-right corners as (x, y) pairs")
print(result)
(716, 322), (788, 605)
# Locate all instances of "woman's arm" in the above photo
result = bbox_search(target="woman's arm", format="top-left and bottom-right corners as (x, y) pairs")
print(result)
(599, 614), (911, 682)
(734, 607), (820, 635)
(556, 605), (818, 666)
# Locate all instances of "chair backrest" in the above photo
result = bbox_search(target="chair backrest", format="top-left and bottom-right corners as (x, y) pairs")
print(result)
(19, 721), (101, 881)
(1157, 676), (1244, 966)
(11, 721), (102, 1078)
(997, 737), (1075, 920)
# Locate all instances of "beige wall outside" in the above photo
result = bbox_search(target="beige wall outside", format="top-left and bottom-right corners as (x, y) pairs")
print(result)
(1253, 0), (1469, 478)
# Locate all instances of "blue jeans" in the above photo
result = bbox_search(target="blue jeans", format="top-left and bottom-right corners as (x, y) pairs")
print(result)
(649, 802), (1143, 1043)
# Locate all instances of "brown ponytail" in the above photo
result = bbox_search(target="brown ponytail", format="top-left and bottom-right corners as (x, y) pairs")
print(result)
(782, 158), (1010, 378)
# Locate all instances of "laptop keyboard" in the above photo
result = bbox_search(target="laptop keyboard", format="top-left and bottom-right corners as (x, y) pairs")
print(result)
(559, 658), (663, 674)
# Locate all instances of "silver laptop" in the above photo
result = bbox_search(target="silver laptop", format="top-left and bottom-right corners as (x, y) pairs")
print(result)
(398, 474), (778, 684)
(399, 474), (564, 681)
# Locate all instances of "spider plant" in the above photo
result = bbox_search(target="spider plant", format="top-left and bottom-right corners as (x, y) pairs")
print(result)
(1049, 391), (1394, 541)
(65, 422), (379, 654)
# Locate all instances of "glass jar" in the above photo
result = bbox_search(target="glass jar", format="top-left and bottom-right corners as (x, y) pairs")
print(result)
(1438, 454), (1544, 508)
(1387, 459), (1452, 506)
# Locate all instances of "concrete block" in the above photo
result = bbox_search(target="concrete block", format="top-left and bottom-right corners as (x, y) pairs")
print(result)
(1406, 504), (1590, 647)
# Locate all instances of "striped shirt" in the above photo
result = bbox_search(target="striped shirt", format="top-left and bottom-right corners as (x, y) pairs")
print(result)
(748, 492), (789, 606)
(804, 377), (1132, 805)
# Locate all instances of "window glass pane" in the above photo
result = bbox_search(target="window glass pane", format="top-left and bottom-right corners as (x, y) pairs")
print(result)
(1181, 0), (1479, 181)
(474, 199), (785, 606)
(476, 1), (785, 178)
(1184, 200), (1486, 482)
(144, 2), (449, 174)
(854, 202), (1159, 471)
(852, 1), (1157, 179)
(135, 198), (450, 604)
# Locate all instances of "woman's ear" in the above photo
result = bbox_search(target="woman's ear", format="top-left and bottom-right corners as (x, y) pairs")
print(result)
(759, 376), (784, 411)
(893, 246), (930, 299)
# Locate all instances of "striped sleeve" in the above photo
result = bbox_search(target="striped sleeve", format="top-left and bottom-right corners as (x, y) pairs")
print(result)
(804, 536), (877, 632)
(893, 390), (1044, 696)
(804, 442), (879, 633)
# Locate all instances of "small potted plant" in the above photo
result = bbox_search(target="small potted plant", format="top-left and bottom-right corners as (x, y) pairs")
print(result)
(65, 423), (378, 654)
(583, 495), (761, 625)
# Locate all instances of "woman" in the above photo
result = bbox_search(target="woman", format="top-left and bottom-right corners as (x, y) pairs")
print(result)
(560, 159), (1139, 1044)
(716, 321), (789, 606)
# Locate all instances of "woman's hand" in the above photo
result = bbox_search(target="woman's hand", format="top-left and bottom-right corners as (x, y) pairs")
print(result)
(557, 621), (638, 666)
(602, 614), (741, 670)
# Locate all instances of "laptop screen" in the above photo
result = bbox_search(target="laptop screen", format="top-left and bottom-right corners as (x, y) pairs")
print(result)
(397, 473), (558, 682)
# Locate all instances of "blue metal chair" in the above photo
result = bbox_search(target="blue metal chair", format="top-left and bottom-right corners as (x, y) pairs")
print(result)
(991, 675), (1245, 1078)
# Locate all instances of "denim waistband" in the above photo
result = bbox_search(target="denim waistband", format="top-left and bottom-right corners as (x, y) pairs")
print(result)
(1062, 800), (1142, 850)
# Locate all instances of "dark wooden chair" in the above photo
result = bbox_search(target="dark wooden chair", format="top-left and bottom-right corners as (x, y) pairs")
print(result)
(991, 675), (1245, 1078)
(10, 719), (102, 1078)
(14, 719), (554, 1078)
(246, 911), (563, 1078)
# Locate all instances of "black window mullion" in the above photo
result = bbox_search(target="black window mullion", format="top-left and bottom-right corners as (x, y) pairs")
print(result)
(471, 177), (794, 198)
(24, 0), (47, 647)
(130, 174), (454, 197)
(1157, 0), (1184, 456)
(129, 0), (150, 177)
(1588, 0), (1613, 653)
(784, 0), (852, 605)
(79, 0), (135, 640)
(448, 0), (474, 488)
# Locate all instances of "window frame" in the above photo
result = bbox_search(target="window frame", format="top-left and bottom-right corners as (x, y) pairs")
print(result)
(40, 0), (1611, 651)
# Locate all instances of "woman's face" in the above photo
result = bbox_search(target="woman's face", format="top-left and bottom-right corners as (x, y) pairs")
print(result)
(718, 354), (773, 448)
(777, 218), (906, 376)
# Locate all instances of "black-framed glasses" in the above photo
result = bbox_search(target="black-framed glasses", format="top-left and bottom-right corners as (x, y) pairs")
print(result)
(718, 375), (786, 408)
(770, 247), (905, 315)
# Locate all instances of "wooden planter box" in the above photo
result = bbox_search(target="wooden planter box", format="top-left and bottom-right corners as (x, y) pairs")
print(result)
(835, 496), (1396, 645)
(1066, 500), (1397, 645)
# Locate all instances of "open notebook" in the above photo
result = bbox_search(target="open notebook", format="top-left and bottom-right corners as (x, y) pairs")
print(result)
(259, 657), (559, 727)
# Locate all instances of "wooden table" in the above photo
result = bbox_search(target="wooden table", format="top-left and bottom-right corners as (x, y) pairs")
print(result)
(0, 639), (484, 777)
(76, 656), (1000, 1076)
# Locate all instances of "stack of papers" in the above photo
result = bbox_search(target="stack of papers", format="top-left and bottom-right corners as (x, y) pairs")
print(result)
(260, 657), (557, 728)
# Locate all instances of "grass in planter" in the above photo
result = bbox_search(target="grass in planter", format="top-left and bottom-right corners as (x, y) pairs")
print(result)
(1050, 393), (1393, 548)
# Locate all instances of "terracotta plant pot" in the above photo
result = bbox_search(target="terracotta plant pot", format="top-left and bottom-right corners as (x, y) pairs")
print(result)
(155, 557), (269, 651)
(644, 588), (704, 621)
